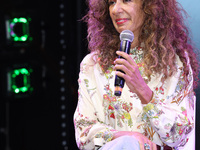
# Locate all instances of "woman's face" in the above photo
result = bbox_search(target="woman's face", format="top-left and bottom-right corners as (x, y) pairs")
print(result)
(108, 0), (145, 37)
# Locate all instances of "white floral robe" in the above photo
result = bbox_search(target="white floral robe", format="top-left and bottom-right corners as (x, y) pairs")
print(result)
(73, 47), (196, 150)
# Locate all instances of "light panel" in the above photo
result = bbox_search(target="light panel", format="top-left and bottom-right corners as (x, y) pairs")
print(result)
(6, 17), (32, 42)
(7, 67), (33, 94)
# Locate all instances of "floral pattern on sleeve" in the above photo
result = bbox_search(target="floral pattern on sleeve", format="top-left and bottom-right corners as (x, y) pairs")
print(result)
(142, 61), (195, 147)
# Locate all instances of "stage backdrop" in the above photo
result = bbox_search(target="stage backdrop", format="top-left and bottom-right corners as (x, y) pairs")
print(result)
(178, 0), (200, 149)
(178, 0), (200, 49)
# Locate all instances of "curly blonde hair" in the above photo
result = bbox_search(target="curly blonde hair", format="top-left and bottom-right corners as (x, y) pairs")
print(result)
(84, 0), (199, 88)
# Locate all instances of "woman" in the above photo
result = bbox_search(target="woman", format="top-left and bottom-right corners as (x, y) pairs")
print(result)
(74, 0), (199, 149)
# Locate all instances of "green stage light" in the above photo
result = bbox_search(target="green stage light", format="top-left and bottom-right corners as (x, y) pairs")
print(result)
(6, 17), (32, 42)
(8, 68), (33, 94)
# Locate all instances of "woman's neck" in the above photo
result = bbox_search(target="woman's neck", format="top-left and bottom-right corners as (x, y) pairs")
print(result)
(130, 32), (140, 48)
(131, 38), (139, 48)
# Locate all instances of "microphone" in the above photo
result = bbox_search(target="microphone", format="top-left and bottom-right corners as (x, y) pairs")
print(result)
(114, 30), (134, 96)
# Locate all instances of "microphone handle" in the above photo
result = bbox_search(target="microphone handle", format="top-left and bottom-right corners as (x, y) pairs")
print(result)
(114, 40), (131, 96)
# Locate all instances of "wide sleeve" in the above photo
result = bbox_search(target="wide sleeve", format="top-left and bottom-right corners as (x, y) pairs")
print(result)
(73, 54), (117, 150)
(142, 54), (195, 148)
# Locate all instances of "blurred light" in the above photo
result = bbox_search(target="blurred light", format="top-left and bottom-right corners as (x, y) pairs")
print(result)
(7, 67), (33, 94)
(6, 17), (32, 42)
(62, 141), (67, 146)
(62, 132), (66, 137)
(61, 96), (65, 101)
(61, 123), (66, 128)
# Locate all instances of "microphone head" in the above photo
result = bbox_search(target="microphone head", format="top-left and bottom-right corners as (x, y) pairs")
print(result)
(120, 30), (134, 42)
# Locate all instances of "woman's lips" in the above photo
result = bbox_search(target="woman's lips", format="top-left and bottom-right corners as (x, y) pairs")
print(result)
(116, 18), (128, 25)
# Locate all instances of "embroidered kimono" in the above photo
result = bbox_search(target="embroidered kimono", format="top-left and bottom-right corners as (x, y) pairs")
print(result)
(73, 47), (195, 150)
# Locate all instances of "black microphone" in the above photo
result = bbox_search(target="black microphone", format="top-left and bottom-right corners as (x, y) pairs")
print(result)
(114, 30), (134, 96)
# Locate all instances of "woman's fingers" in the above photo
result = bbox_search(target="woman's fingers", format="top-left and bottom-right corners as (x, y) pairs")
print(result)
(131, 132), (157, 150)
(114, 51), (139, 76)
(116, 51), (137, 66)
(152, 142), (157, 150)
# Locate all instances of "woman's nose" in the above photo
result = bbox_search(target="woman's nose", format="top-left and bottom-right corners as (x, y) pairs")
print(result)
(112, 1), (123, 14)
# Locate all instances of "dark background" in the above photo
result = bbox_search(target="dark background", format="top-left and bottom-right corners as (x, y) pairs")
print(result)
(0, 0), (199, 150)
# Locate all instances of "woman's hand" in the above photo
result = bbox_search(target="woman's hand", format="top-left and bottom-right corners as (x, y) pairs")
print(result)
(114, 51), (153, 104)
(112, 131), (157, 150)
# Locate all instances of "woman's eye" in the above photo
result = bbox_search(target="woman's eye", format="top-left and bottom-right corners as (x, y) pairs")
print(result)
(108, 0), (115, 6)
(124, 0), (132, 2)
(108, 0), (131, 6)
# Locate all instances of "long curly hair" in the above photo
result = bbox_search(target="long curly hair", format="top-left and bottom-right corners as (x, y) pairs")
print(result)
(84, 0), (199, 88)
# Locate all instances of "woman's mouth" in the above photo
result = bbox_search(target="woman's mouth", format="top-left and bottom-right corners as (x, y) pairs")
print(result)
(116, 18), (128, 25)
